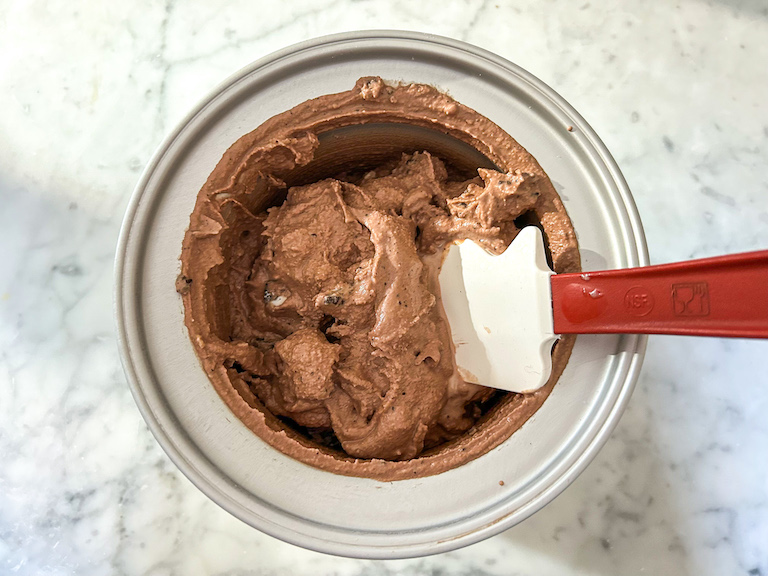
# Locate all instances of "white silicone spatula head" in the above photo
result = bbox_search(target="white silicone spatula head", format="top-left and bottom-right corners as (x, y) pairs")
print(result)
(439, 226), (558, 393)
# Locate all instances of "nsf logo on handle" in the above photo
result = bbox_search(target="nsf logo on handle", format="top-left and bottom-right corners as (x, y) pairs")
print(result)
(624, 286), (654, 316)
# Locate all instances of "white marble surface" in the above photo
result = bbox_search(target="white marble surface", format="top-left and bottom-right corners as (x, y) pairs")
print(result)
(1, 0), (767, 574)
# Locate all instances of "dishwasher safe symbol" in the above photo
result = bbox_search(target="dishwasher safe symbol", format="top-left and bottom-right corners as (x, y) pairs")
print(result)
(671, 282), (710, 316)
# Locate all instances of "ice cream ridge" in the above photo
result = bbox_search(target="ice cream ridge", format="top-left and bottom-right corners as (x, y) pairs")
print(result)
(178, 77), (580, 480)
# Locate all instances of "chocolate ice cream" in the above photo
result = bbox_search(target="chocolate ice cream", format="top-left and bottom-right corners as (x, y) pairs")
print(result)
(178, 77), (580, 480)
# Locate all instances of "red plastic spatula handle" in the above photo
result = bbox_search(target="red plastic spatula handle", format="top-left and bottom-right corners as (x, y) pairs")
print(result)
(551, 250), (768, 338)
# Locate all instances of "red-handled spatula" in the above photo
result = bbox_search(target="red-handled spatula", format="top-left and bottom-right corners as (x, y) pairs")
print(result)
(439, 226), (768, 394)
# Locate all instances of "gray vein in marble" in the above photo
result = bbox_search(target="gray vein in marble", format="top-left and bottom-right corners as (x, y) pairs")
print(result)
(700, 186), (736, 206)
(460, 0), (489, 41)
(169, 0), (343, 68)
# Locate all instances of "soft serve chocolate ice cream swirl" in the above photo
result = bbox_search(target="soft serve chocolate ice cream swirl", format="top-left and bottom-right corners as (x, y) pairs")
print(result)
(178, 77), (580, 480)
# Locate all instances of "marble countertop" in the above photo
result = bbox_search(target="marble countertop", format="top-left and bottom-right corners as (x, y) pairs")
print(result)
(1, 1), (767, 574)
